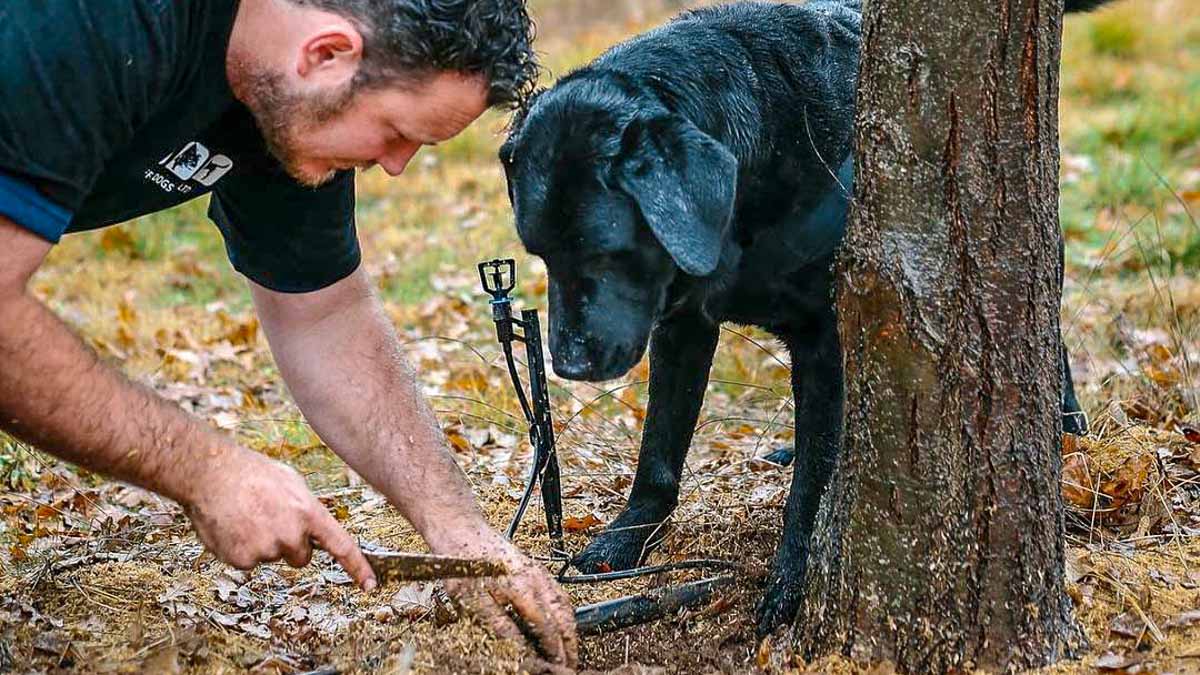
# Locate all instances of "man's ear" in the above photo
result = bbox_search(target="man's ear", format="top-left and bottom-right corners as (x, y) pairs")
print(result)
(612, 115), (738, 277)
(296, 27), (363, 86)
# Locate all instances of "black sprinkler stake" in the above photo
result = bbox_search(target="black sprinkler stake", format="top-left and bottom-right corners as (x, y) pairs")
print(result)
(477, 259), (565, 557)
(477, 257), (741, 634)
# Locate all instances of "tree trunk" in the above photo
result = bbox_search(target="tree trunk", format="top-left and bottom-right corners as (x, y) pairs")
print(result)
(794, 0), (1087, 671)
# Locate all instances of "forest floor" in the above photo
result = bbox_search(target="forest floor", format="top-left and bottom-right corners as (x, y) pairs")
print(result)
(2, 0), (1199, 672)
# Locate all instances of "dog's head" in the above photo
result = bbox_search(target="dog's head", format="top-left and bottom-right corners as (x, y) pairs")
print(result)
(501, 79), (738, 381)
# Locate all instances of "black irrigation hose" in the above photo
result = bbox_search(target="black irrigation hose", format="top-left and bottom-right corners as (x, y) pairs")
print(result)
(575, 575), (737, 636)
(502, 338), (541, 542)
(557, 558), (742, 585)
(478, 258), (743, 633)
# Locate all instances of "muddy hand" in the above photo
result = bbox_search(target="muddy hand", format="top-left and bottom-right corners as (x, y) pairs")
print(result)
(183, 446), (377, 591)
(440, 532), (577, 668)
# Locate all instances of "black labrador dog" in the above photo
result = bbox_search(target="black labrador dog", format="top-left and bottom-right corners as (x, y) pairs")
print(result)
(501, 0), (1096, 635)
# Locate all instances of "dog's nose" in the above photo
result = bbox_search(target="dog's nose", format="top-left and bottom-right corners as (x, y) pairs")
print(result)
(552, 356), (595, 381)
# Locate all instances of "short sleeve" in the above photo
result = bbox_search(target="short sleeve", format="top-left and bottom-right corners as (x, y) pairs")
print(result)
(208, 169), (361, 293)
(0, 1), (176, 216)
(0, 172), (73, 242)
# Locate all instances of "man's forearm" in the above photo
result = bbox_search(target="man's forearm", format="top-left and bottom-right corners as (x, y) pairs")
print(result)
(253, 273), (491, 549)
(0, 290), (235, 505)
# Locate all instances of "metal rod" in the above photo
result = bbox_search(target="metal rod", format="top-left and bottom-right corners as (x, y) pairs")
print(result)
(522, 310), (564, 551)
(557, 559), (740, 585)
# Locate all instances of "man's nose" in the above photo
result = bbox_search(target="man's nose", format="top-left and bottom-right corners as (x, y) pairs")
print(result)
(378, 143), (421, 177)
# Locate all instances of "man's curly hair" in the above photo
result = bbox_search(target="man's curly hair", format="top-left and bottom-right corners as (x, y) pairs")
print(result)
(289, 0), (541, 109)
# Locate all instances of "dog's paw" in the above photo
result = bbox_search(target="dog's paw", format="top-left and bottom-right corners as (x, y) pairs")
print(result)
(572, 527), (653, 573)
(572, 520), (664, 573)
(753, 552), (811, 634)
(753, 569), (801, 634)
(762, 446), (796, 467)
(1063, 410), (1088, 436)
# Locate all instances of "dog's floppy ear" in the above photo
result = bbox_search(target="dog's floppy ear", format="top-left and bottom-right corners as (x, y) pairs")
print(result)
(613, 116), (738, 277)
(499, 87), (546, 165)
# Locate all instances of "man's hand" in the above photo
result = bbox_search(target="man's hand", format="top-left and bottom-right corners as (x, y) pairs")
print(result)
(182, 446), (377, 591)
(438, 531), (578, 669)
(251, 270), (577, 664)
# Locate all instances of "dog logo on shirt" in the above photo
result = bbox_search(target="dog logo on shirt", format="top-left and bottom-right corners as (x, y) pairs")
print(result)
(157, 141), (234, 190)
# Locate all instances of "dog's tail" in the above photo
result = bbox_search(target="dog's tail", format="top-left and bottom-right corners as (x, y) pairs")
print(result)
(1066, 0), (1114, 13)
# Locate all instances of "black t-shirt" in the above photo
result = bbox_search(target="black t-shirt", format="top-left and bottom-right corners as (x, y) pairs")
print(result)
(0, 0), (360, 292)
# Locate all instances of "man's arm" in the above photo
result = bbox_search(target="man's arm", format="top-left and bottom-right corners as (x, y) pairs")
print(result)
(250, 267), (578, 668)
(0, 216), (375, 588)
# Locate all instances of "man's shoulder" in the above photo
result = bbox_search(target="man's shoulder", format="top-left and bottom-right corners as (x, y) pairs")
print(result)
(0, 0), (241, 217)
(0, 0), (240, 116)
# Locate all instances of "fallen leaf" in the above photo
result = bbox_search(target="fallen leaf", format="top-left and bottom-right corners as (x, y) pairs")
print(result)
(1096, 652), (1143, 672)
(320, 569), (353, 585)
(1181, 425), (1200, 445)
(1062, 453), (1095, 509)
(32, 631), (69, 655)
(99, 227), (137, 256)
(212, 412), (240, 431)
(141, 645), (182, 675)
(563, 514), (602, 532)
(237, 616), (271, 640)
(1100, 455), (1154, 510)
(1109, 611), (1145, 638)
(209, 610), (241, 628)
(213, 575), (239, 604)
(1165, 610), (1200, 629)
(158, 578), (195, 604)
(1065, 549), (1090, 583)
(390, 583), (435, 617)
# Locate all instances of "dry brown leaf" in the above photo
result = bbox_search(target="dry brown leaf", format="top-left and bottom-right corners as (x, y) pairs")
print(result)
(563, 514), (602, 532)
(1181, 425), (1200, 445)
(99, 227), (137, 256)
(141, 645), (182, 675)
(1100, 454), (1154, 510)
(445, 427), (472, 453)
(1164, 610), (1200, 629)
(1109, 611), (1145, 638)
(1062, 433), (1079, 456)
(216, 311), (259, 347)
(1143, 363), (1181, 387)
(1096, 652), (1143, 672)
(1062, 453), (1096, 509)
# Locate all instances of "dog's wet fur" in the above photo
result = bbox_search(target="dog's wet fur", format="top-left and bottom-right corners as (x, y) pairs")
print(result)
(501, 0), (1095, 636)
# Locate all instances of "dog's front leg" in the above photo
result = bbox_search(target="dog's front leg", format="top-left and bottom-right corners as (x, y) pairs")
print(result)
(572, 312), (719, 573)
(756, 323), (843, 636)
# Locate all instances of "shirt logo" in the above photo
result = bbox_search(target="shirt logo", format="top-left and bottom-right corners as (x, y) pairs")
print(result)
(147, 142), (234, 194)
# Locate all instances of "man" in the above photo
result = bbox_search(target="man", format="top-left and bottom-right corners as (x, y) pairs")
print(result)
(0, 0), (577, 667)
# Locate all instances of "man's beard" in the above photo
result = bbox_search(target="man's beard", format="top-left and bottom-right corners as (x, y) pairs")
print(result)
(228, 57), (355, 188)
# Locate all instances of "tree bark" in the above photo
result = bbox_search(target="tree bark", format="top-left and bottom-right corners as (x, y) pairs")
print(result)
(794, 0), (1087, 671)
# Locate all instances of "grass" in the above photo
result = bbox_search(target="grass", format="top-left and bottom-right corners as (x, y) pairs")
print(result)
(1060, 0), (1200, 276)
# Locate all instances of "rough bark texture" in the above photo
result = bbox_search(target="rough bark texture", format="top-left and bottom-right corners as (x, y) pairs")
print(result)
(793, 0), (1087, 671)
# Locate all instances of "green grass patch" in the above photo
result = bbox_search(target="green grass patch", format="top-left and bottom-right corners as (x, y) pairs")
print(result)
(1087, 13), (1142, 57)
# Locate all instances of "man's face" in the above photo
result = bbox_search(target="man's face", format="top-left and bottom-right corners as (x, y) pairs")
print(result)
(237, 69), (490, 187)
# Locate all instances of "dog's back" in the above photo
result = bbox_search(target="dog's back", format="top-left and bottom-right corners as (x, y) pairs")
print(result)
(571, 0), (861, 216)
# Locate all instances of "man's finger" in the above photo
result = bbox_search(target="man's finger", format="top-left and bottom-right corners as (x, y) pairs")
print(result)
(521, 656), (578, 675)
(505, 579), (568, 666)
(307, 507), (377, 591)
(466, 588), (525, 644)
(282, 536), (314, 568)
(537, 583), (578, 668)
